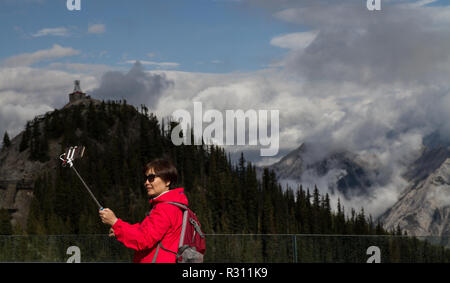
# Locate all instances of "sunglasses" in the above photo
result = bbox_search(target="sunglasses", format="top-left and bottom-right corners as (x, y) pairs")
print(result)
(144, 173), (159, 183)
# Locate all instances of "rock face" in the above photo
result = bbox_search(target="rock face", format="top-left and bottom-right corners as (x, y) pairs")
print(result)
(268, 143), (307, 181)
(379, 155), (450, 237)
(0, 130), (47, 229)
(261, 143), (375, 199)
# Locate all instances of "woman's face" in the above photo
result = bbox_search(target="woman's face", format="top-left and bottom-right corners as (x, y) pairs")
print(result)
(144, 168), (170, 198)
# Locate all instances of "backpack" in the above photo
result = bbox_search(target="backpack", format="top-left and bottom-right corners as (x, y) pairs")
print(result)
(152, 201), (206, 263)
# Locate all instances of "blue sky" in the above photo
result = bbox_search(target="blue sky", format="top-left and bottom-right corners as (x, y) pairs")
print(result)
(0, 0), (296, 73)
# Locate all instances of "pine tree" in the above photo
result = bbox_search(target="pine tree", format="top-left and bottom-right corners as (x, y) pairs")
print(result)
(245, 163), (259, 233)
(312, 186), (321, 233)
(322, 193), (332, 234)
(375, 220), (384, 235)
(238, 152), (246, 181)
(19, 122), (31, 152)
(0, 209), (12, 235)
(335, 197), (346, 234)
(396, 224), (402, 236)
(2, 131), (11, 149)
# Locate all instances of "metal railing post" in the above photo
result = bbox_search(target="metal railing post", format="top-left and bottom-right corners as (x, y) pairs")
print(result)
(293, 235), (298, 263)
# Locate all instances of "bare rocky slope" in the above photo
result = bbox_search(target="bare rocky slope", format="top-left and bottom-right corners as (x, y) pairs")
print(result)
(379, 149), (450, 236)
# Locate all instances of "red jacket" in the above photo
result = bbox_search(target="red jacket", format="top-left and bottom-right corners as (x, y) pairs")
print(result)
(112, 187), (188, 263)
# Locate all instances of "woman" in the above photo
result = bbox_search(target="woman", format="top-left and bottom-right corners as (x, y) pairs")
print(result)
(99, 158), (187, 263)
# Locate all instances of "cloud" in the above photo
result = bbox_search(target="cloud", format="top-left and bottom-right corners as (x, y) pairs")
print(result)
(0, 0), (45, 4)
(150, 69), (304, 154)
(0, 66), (97, 138)
(1, 44), (80, 67)
(91, 61), (174, 108)
(403, 0), (438, 8)
(0, 102), (53, 139)
(32, 27), (69, 37)
(270, 31), (318, 50)
(238, 0), (450, 151)
(125, 60), (179, 69)
(88, 24), (106, 34)
(269, 1), (450, 86)
(47, 62), (123, 76)
(0, 60), (172, 143)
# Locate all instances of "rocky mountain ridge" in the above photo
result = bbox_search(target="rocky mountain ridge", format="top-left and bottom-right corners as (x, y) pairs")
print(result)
(261, 143), (376, 199)
(259, 140), (450, 236)
(379, 147), (450, 236)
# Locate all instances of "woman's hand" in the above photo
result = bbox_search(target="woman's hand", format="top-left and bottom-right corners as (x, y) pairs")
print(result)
(99, 208), (118, 226)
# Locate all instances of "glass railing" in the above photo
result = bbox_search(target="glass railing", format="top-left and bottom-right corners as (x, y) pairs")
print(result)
(0, 234), (449, 263)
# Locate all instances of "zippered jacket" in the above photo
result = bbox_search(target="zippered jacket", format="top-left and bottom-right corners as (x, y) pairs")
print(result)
(112, 187), (188, 263)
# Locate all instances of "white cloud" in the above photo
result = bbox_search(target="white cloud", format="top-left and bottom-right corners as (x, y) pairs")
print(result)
(88, 24), (106, 34)
(48, 62), (124, 75)
(1, 44), (80, 67)
(402, 0), (438, 8)
(125, 60), (180, 68)
(0, 66), (98, 138)
(1, 0), (45, 4)
(32, 27), (69, 37)
(270, 31), (318, 50)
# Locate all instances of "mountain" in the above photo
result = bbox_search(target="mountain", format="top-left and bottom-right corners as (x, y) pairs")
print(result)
(258, 133), (450, 237)
(379, 144), (450, 236)
(260, 143), (376, 199)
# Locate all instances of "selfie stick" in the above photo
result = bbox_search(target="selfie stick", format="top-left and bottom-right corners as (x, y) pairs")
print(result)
(59, 146), (104, 210)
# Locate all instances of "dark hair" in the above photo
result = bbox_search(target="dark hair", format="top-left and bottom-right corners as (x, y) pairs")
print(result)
(144, 158), (178, 189)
